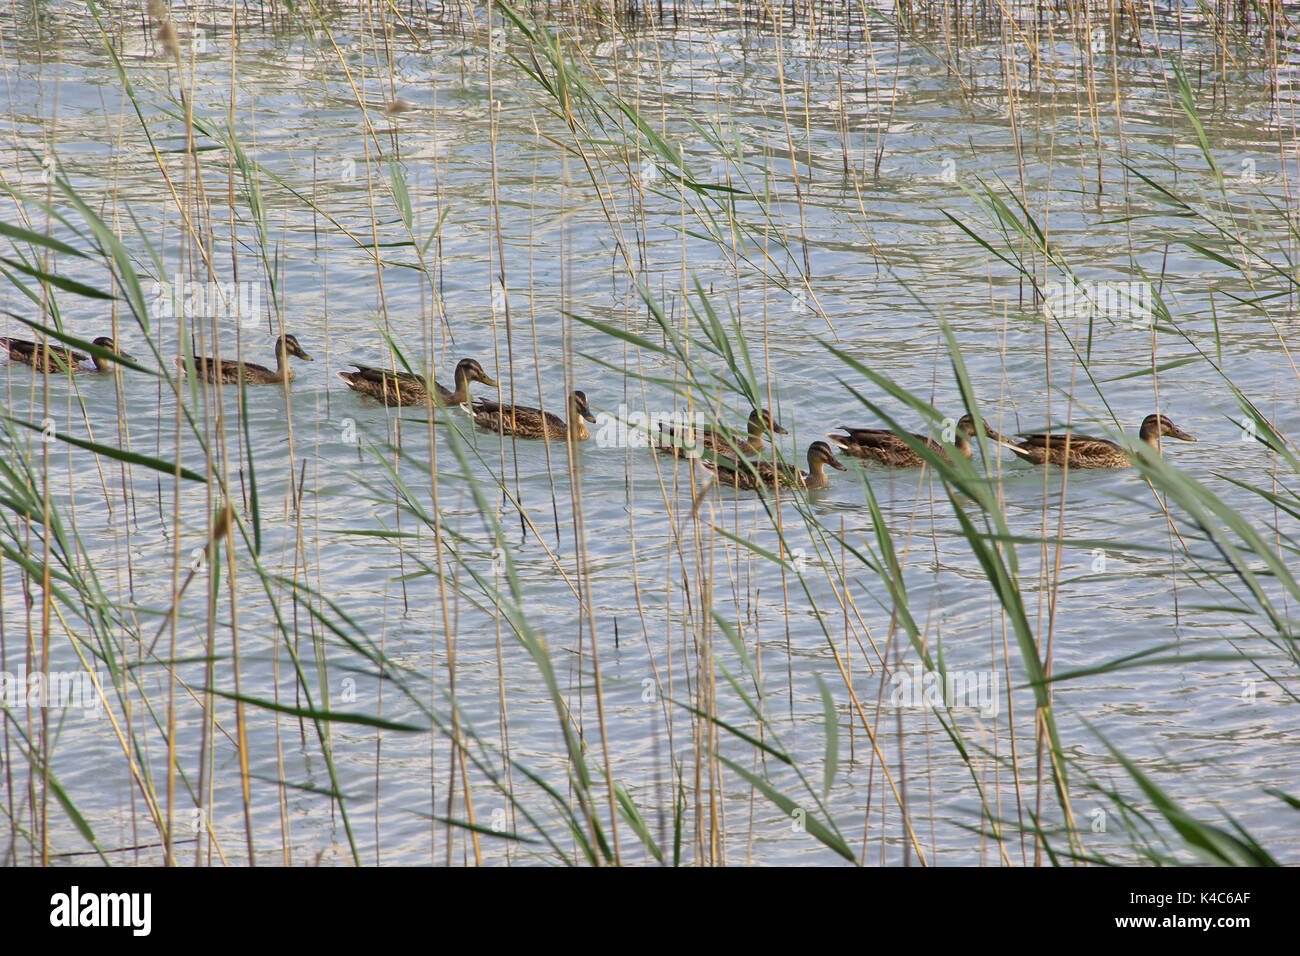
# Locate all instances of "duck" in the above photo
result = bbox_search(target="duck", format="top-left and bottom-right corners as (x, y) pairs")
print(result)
(828, 414), (977, 467)
(656, 407), (787, 458)
(338, 357), (497, 407)
(0, 335), (119, 374)
(984, 413), (1196, 468)
(705, 440), (847, 491)
(185, 333), (313, 384)
(472, 389), (597, 441)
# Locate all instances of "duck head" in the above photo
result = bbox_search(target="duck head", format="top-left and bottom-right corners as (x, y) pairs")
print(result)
(1140, 413), (1196, 445)
(809, 440), (847, 472)
(92, 336), (134, 363)
(456, 358), (498, 388)
(750, 408), (788, 436)
(571, 390), (596, 423)
(278, 334), (313, 362)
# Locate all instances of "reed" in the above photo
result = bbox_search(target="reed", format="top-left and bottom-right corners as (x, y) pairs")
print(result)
(0, 0), (1296, 866)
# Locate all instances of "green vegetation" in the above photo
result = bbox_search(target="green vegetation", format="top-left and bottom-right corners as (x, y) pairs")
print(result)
(0, 0), (1296, 865)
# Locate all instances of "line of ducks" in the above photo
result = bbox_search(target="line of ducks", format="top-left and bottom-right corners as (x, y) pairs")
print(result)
(1, 332), (1198, 489)
(827, 412), (1195, 477)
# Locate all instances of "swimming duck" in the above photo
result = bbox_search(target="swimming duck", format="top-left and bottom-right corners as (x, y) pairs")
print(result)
(985, 413), (1196, 468)
(705, 440), (847, 491)
(656, 407), (787, 458)
(473, 389), (596, 441)
(828, 414), (976, 467)
(0, 332), (113, 369)
(186, 333), (313, 385)
(338, 357), (497, 407)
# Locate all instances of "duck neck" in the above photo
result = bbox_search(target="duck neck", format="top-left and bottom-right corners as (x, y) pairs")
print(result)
(566, 399), (588, 440)
(445, 369), (470, 405)
(806, 457), (825, 485)
(272, 347), (291, 383)
(1139, 420), (1159, 448)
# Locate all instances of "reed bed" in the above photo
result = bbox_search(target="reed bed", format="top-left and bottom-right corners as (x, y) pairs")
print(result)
(0, 0), (1296, 865)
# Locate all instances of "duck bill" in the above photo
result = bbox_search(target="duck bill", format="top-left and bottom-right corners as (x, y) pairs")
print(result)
(480, 375), (499, 388)
(774, 422), (789, 435)
(1170, 425), (1196, 442)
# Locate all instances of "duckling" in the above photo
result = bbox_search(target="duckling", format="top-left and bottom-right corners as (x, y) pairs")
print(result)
(472, 389), (596, 441)
(0, 335), (88, 373)
(706, 440), (847, 491)
(338, 357), (497, 407)
(985, 413), (1196, 468)
(828, 414), (976, 467)
(185, 333), (313, 385)
(656, 407), (787, 458)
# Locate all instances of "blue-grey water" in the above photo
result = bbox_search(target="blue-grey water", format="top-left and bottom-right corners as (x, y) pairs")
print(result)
(1, 2), (1297, 865)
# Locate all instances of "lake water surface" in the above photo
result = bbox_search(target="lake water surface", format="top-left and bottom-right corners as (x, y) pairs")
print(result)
(1, 1), (1298, 865)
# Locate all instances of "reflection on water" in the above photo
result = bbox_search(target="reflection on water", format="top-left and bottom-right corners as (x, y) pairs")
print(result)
(1, 2), (1297, 865)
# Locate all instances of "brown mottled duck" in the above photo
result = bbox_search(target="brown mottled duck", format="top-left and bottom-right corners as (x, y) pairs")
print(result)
(656, 407), (787, 458)
(985, 413), (1196, 468)
(186, 333), (313, 385)
(705, 440), (847, 491)
(472, 389), (596, 441)
(828, 414), (977, 467)
(0, 334), (133, 373)
(1, 336), (85, 372)
(338, 357), (497, 407)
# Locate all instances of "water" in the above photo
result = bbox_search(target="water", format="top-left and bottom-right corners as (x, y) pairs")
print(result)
(1, 1), (1297, 865)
